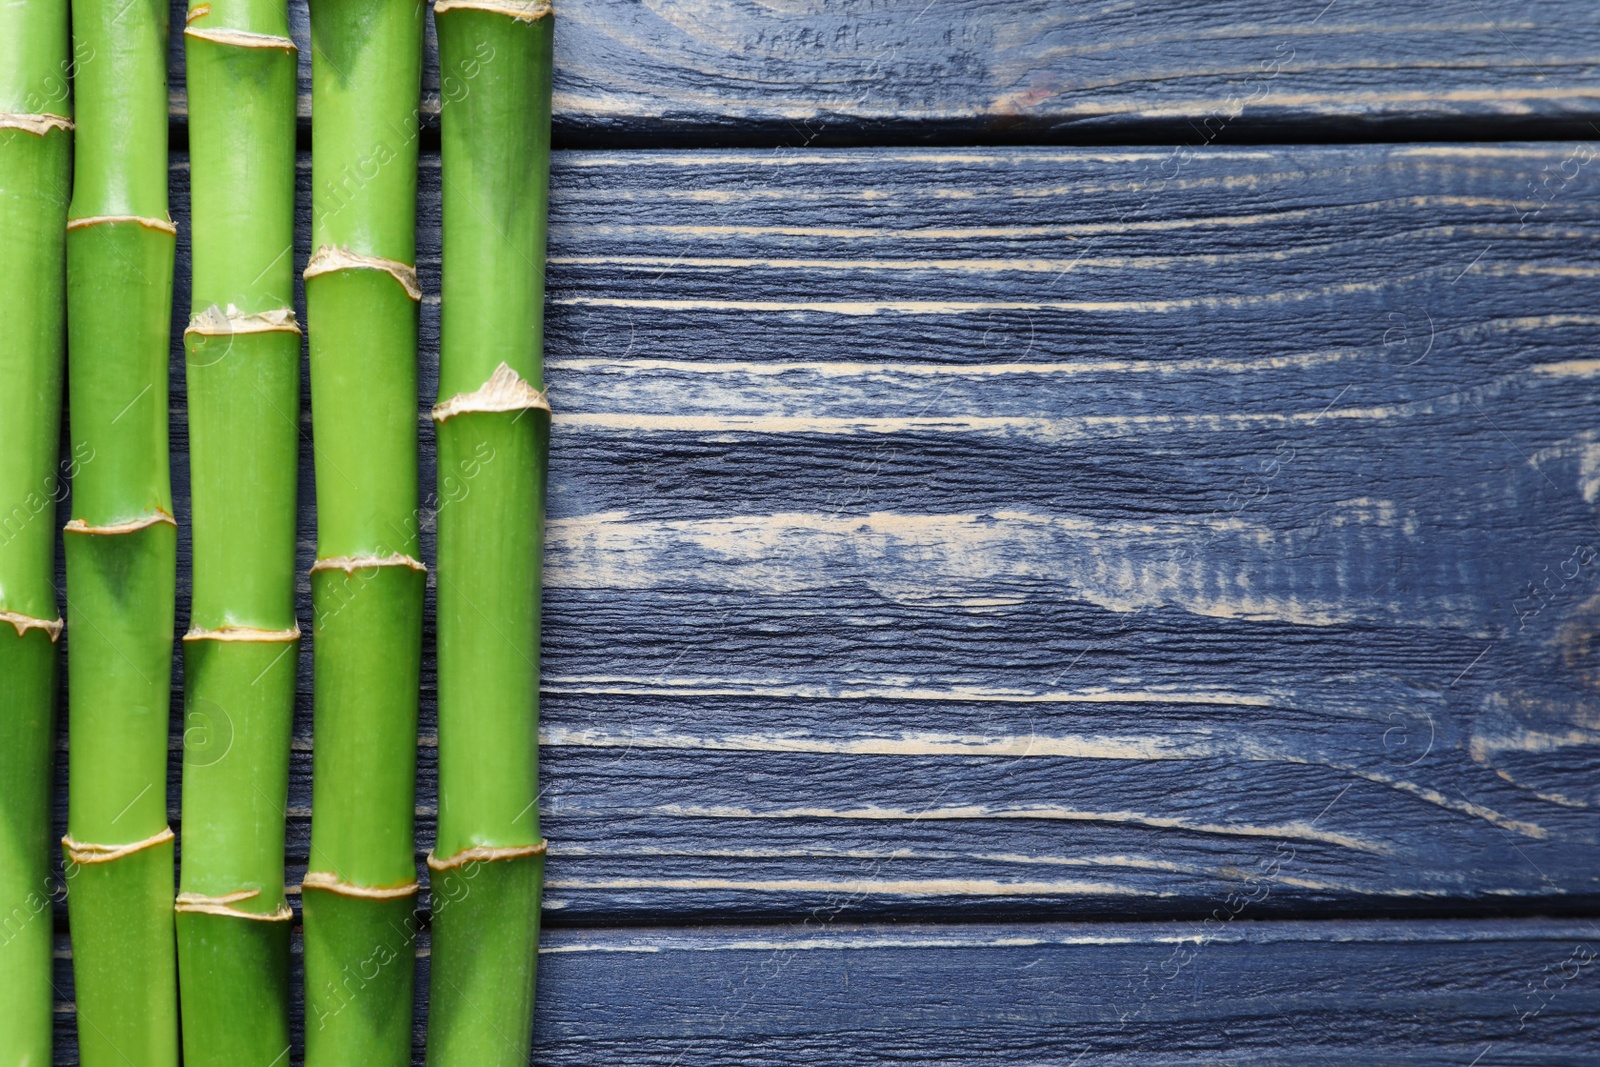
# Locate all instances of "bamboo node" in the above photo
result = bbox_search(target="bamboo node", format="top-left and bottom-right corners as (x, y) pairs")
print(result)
(303, 245), (422, 302)
(67, 214), (178, 235)
(186, 304), (301, 337)
(183, 625), (301, 643)
(427, 840), (549, 871)
(64, 510), (178, 537)
(184, 26), (297, 51)
(302, 871), (419, 900)
(63, 827), (175, 865)
(0, 610), (64, 643)
(432, 362), (551, 423)
(176, 890), (293, 921)
(311, 553), (427, 576)
(434, 0), (553, 20)
(0, 112), (73, 135)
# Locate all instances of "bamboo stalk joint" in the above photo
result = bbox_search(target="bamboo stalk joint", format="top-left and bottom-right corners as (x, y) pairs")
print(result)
(433, 0), (553, 21)
(427, 840), (549, 871)
(183, 26), (297, 51)
(0, 112), (74, 134)
(0, 610), (65, 642)
(63, 827), (177, 865)
(182, 626), (301, 643)
(185, 304), (301, 337)
(66, 214), (178, 234)
(175, 891), (294, 921)
(64, 511), (179, 537)
(310, 553), (427, 575)
(432, 361), (551, 423)
(301, 872), (420, 900)
(303, 245), (422, 301)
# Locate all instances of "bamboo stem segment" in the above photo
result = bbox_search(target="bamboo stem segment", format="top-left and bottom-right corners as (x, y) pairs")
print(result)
(175, 18), (301, 1063)
(425, 4), (554, 1063)
(0, 6), (71, 1064)
(302, 1), (426, 1063)
(62, 0), (180, 1062)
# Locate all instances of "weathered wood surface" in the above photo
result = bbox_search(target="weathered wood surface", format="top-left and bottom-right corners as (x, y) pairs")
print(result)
(162, 0), (1600, 141)
(38, 141), (1600, 928)
(519, 143), (1600, 918)
(48, 919), (1600, 1063)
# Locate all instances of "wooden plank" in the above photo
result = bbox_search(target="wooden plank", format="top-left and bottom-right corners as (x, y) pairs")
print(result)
(34, 141), (1592, 924)
(163, 0), (1600, 142)
(47, 918), (1600, 1063)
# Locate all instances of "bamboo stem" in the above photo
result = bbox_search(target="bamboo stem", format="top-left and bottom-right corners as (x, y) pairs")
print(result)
(302, 1), (426, 1063)
(176, 1), (301, 1062)
(63, 0), (179, 1061)
(426, 3), (554, 1063)
(0, 5), (72, 1063)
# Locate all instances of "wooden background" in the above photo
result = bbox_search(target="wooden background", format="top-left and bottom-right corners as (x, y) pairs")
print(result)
(43, 0), (1600, 1062)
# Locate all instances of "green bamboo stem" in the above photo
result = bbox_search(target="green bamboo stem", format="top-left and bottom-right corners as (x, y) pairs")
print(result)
(302, 1), (426, 1063)
(0, 4), (72, 1063)
(62, 0), (179, 1063)
(425, 3), (553, 1063)
(175, 2), (301, 1064)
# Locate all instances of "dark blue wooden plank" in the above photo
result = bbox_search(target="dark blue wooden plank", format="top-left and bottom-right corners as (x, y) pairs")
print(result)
(164, 1), (1600, 143)
(47, 919), (1600, 1063)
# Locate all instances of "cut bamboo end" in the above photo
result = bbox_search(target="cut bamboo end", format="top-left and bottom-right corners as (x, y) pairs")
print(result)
(183, 26), (297, 51)
(0, 112), (74, 135)
(0, 610), (64, 642)
(64, 826), (176, 865)
(182, 625), (301, 643)
(185, 304), (301, 337)
(303, 245), (422, 302)
(427, 840), (548, 872)
(64, 510), (178, 537)
(301, 872), (419, 900)
(310, 553), (427, 575)
(432, 362), (551, 424)
(175, 890), (293, 922)
(67, 213), (179, 235)
(434, 0), (552, 20)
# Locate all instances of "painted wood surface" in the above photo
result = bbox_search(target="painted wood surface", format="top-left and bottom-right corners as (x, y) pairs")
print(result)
(34, 141), (1600, 931)
(161, 0), (1600, 142)
(46, 919), (1600, 1063)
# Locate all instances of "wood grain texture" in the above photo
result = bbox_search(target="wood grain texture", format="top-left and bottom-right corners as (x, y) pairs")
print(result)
(35, 141), (1600, 930)
(47, 919), (1600, 1063)
(163, 0), (1600, 143)
(524, 143), (1600, 922)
